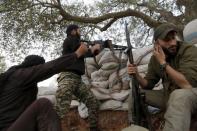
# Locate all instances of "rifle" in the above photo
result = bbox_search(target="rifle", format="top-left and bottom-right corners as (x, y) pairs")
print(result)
(125, 22), (141, 125)
(125, 23), (153, 130)
(80, 39), (127, 50)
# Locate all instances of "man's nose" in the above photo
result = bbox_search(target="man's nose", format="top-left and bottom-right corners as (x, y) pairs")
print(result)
(168, 39), (176, 46)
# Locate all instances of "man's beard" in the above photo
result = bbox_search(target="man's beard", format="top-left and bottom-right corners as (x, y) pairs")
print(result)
(76, 32), (81, 39)
(162, 44), (179, 58)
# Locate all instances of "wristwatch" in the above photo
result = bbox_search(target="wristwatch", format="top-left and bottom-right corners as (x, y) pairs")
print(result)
(160, 63), (168, 71)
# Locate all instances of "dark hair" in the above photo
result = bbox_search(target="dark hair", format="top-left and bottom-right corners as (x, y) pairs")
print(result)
(163, 31), (177, 42)
(21, 55), (45, 67)
(0, 55), (45, 93)
(66, 24), (79, 36)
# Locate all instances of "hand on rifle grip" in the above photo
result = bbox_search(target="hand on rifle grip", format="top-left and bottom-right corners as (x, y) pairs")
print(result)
(75, 43), (88, 58)
(127, 64), (138, 75)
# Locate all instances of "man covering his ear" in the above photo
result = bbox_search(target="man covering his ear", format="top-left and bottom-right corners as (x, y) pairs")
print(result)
(127, 23), (197, 131)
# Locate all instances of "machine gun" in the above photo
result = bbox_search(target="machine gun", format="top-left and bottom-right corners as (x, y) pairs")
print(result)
(81, 39), (127, 51)
(125, 22), (152, 130)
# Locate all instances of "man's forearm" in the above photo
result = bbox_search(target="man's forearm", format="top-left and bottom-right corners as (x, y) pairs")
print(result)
(135, 73), (148, 89)
(165, 64), (192, 89)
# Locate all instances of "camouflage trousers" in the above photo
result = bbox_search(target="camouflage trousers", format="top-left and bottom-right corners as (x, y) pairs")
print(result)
(54, 72), (100, 128)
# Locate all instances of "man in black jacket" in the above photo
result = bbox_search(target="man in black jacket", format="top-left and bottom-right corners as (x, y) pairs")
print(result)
(55, 24), (101, 131)
(0, 43), (88, 131)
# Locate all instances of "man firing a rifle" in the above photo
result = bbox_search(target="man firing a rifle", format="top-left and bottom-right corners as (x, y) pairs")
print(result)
(127, 23), (197, 131)
(54, 24), (101, 131)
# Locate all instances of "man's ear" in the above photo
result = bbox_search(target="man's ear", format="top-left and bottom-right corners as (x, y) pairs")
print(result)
(155, 40), (159, 44)
(153, 40), (159, 50)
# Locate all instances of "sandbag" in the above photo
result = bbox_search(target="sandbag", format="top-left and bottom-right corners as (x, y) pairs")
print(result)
(90, 88), (111, 100)
(95, 48), (109, 62)
(101, 62), (119, 70)
(99, 50), (126, 65)
(85, 58), (96, 66)
(111, 90), (130, 101)
(91, 81), (109, 89)
(91, 69), (115, 82)
(111, 81), (129, 91)
(85, 64), (98, 77)
(108, 68), (128, 88)
(38, 75), (58, 95)
(38, 86), (57, 96)
(132, 46), (153, 65)
(100, 100), (123, 110)
(92, 62), (120, 81)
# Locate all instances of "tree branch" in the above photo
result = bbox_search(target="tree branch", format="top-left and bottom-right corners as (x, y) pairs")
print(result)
(1, 0), (186, 32)
(57, 8), (161, 30)
(100, 18), (118, 31)
(137, 2), (176, 22)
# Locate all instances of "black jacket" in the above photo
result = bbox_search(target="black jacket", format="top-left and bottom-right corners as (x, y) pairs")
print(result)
(0, 53), (77, 129)
(62, 35), (93, 75)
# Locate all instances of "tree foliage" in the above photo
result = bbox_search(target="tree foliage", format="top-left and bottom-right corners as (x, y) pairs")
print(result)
(0, 0), (196, 62)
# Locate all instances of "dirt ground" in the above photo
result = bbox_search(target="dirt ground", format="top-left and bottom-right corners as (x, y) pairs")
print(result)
(61, 109), (197, 131)
(61, 109), (129, 131)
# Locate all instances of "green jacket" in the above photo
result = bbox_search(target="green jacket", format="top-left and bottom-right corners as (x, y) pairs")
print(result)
(144, 42), (197, 94)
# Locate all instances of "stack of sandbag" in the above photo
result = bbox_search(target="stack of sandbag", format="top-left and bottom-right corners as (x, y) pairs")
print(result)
(83, 45), (164, 111)
(37, 75), (58, 104)
(37, 75), (83, 110)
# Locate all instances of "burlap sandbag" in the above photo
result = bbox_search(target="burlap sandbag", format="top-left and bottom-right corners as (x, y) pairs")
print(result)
(108, 68), (128, 88)
(85, 57), (96, 66)
(91, 67), (119, 82)
(91, 81), (109, 89)
(38, 86), (57, 96)
(85, 49), (109, 68)
(91, 70), (109, 82)
(86, 62), (119, 81)
(99, 50), (126, 65)
(95, 48), (109, 62)
(99, 100), (123, 110)
(132, 46), (153, 65)
(111, 80), (130, 91)
(111, 90), (130, 101)
(90, 88), (111, 100)
(85, 64), (98, 77)
(101, 62), (119, 70)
